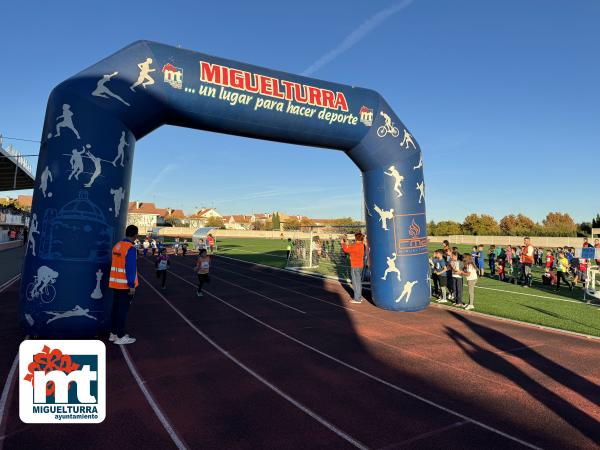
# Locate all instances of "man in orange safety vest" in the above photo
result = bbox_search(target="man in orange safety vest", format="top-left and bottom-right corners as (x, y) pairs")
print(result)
(109, 224), (139, 345)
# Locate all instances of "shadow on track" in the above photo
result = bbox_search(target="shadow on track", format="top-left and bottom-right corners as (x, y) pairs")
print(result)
(445, 311), (600, 443)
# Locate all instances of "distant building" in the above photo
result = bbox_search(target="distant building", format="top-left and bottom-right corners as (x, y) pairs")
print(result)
(17, 195), (32, 209)
(253, 213), (272, 224)
(127, 202), (164, 231)
(222, 214), (254, 230)
(187, 207), (222, 228)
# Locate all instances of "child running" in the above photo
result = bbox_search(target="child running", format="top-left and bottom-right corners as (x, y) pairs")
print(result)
(155, 248), (170, 290)
(194, 249), (211, 297)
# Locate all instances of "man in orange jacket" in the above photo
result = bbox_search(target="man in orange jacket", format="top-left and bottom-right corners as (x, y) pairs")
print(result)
(341, 232), (366, 303)
(109, 225), (139, 345)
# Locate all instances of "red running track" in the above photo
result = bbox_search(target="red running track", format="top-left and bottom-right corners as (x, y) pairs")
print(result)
(1, 253), (600, 449)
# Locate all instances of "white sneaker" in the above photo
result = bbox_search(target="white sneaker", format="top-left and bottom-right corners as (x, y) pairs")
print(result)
(197, 291), (204, 297)
(438, 299), (448, 303)
(109, 333), (118, 342)
(465, 305), (474, 310)
(114, 335), (136, 345)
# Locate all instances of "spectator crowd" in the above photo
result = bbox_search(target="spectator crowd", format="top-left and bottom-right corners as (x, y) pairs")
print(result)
(430, 237), (600, 309)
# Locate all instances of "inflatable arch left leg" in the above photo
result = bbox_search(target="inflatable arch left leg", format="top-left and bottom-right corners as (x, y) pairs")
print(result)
(21, 41), (429, 337)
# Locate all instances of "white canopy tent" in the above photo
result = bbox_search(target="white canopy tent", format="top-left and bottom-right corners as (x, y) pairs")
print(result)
(192, 227), (217, 251)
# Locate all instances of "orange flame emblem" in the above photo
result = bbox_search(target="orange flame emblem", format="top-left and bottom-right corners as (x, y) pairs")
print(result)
(408, 219), (421, 237)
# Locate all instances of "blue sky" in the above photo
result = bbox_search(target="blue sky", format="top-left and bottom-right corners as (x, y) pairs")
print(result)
(1, 0), (598, 222)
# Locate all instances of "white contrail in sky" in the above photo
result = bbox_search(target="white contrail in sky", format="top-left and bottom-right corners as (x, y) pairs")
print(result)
(301, 0), (414, 76)
(143, 163), (178, 197)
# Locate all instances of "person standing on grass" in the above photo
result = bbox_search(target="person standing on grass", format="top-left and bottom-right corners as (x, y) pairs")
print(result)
(512, 249), (521, 284)
(445, 248), (455, 300)
(505, 248), (514, 283)
(554, 251), (573, 292)
(496, 258), (505, 282)
(463, 254), (477, 310)
(520, 237), (535, 287)
(488, 245), (496, 279)
(477, 245), (485, 277)
(155, 248), (170, 290)
(545, 248), (554, 269)
(286, 238), (293, 260)
(450, 252), (464, 307)
(194, 249), (211, 297)
(341, 233), (366, 304)
(108, 225), (139, 345)
(471, 246), (479, 268)
(432, 250), (449, 303)
(207, 234), (215, 254)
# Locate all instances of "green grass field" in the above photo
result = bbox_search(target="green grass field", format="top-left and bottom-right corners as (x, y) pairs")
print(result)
(213, 237), (600, 337)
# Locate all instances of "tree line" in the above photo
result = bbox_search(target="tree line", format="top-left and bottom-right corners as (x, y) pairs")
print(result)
(428, 213), (600, 237)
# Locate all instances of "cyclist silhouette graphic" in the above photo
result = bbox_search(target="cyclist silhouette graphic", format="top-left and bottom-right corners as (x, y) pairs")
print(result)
(377, 111), (400, 138)
(26, 266), (59, 303)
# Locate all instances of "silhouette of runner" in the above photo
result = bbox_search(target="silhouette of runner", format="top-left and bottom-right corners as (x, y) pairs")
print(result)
(130, 58), (155, 91)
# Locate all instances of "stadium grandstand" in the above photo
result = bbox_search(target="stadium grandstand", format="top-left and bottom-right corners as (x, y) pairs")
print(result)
(0, 135), (35, 190)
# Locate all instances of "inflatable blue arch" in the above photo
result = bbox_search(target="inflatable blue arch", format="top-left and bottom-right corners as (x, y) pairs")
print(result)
(21, 41), (429, 337)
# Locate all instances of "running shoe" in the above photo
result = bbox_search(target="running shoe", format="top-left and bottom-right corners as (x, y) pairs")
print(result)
(114, 335), (136, 345)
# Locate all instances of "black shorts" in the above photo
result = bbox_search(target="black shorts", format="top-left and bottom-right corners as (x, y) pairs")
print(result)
(438, 276), (447, 287)
(197, 273), (210, 282)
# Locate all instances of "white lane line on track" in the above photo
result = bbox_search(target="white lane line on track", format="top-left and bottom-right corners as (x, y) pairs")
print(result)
(0, 275), (23, 445)
(162, 269), (542, 450)
(0, 274), (20, 294)
(137, 272), (369, 450)
(0, 354), (19, 439)
(216, 256), (600, 341)
(220, 247), (288, 259)
(216, 254), (598, 306)
(169, 260), (306, 314)
(209, 262), (452, 342)
(174, 258), (526, 389)
(377, 420), (469, 449)
(475, 285), (598, 306)
(120, 345), (189, 450)
(205, 274), (307, 314)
